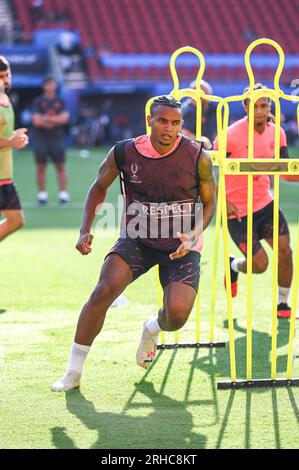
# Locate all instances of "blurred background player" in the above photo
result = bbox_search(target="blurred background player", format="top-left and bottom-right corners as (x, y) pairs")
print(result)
(0, 56), (28, 242)
(51, 95), (216, 392)
(182, 79), (217, 149)
(32, 76), (70, 205)
(214, 83), (299, 319)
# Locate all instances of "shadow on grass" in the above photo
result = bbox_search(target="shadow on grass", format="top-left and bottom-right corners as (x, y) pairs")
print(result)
(215, 390), (236, 449)
(196, 318), (296, 449)
(50, 320), (297, 449)
(198, 318), (292, 382)
(124, 347), (220, 429)
(287, 387), (299, 424)
(51, 379), (207, 449)
(0, 309), (6, 314)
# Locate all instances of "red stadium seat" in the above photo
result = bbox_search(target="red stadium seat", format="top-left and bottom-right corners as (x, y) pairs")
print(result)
(12, 0), (299, 81)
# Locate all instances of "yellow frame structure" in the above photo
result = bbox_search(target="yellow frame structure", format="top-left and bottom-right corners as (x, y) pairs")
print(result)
(145, 46), (225, 350)
(217, 38), (299, 389)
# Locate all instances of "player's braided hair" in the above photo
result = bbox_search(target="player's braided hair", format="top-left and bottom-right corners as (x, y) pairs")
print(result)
(0, 56), (10, 71)
(150, 95), (181, 115)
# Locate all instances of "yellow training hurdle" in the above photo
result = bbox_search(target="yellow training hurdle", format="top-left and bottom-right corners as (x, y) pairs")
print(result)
(145, 46), (225, 349)
(217, 38), (299, 388)
(144, 39), (299, 390)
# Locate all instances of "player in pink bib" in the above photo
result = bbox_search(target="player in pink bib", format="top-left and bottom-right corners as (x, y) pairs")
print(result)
(214, 83), (299, 319)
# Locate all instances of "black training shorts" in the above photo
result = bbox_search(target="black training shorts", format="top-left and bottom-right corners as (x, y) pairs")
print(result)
(0, 182), (22, 210)
(33, 139), (66, 164)
(106, 237), (201, 292)
(227, 200), (289, 256)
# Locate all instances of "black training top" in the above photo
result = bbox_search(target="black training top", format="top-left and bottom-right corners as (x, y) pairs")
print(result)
(32, 95), (67, 142)
(114, 136), (203, 251)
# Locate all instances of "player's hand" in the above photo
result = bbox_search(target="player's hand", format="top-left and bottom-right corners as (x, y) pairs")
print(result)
(76, 232), (94, 255)
(169, 231), (196, 260)
(9, 128), (29, 149)
(226, 200), (241, 222)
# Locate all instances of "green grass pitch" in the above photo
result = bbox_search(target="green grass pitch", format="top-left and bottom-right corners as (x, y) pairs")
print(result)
(0, 147), (299, 449)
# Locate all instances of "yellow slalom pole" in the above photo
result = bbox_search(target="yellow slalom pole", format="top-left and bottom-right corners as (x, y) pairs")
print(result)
(218, 100), (237, 381)
(244, 38), (285, 94)
(286, 102), (299, 378)
(169, 46), (205, 95)
(195, 286), (200, 343)
(246, 97), (255, 381)
(270, 180), (279, 380)
(156, 267), (165, 345)
(287, 221), (299, 378)
(209, 157), (222, 343)
(174, 329), (180, 345)
(221, 175), (237, 381)
(244, 39), (285, 382)
(270, 97), (281, 380)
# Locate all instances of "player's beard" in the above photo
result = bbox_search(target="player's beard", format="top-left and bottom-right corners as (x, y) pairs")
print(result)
(0, 82), (11, 93)
(4, 84), (11, 93)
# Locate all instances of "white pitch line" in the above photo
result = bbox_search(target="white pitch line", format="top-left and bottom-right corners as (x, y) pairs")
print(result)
(22, 202), (120, 209)
(22, 202), (84, 209)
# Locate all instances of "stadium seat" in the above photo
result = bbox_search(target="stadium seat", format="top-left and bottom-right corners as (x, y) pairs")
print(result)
(12, 0), (299, 80)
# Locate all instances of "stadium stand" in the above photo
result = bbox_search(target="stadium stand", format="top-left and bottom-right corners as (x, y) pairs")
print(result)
(11, 0), (299, 82)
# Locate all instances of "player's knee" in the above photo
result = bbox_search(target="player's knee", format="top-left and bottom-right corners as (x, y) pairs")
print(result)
(55, 163), (65, 172)
(279, 245), (292, 261)
(89, 281), (115, 306)
(17, 212), (25, 229)
(166, 301), (192, 330)
(253, 257), (268, 273)
(8, 212), (24, 231)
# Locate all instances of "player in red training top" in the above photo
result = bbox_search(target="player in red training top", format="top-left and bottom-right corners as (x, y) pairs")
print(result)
(51, 95), (216, 392)
(214, 83), (299, 319)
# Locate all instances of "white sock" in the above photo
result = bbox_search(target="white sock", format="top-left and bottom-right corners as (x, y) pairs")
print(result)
(146, 317), (162, 336)
(278, 286), (290, 305)
(67, 342), (91, 375)
(231, 257), (243, 273)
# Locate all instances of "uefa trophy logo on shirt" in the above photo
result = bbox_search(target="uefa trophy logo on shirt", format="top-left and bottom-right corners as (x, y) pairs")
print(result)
(129, 163), (142, 183)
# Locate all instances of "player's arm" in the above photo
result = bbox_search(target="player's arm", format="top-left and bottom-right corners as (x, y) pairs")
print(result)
(170, 150), (216, 260)
(32, 98), (49, 127)
(47, 111), (70, 126)
(76, 147), (119, 255)
(32, 112), (52, 128)
(0, 128), (29, 149)
(198, 149), (217, 231)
